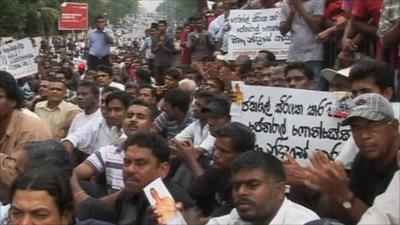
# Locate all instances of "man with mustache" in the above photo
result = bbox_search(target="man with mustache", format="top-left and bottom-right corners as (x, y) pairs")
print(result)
(207, 151), (319, 225)
(189, 122), (255, 217)
(72, 132), (194, 224)
(74, 100), (156, 193)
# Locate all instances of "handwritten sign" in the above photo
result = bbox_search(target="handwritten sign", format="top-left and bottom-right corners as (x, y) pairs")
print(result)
(0, 38), (38, 79)
(231, 83), (351, 164)
(227, 9), (290, 60)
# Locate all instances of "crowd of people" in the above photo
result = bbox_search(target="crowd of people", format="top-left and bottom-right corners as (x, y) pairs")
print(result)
(0, 0), (399, 224)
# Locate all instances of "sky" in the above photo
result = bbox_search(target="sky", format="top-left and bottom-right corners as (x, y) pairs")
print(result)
(139, 0), (164, 12)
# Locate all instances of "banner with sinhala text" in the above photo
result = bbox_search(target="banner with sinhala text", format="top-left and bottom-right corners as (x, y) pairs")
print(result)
(230, 82), (351, 164)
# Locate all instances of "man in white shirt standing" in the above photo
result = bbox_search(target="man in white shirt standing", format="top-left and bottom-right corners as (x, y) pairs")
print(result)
(207, 151), (319, 225)
(68, 80), (102, 134)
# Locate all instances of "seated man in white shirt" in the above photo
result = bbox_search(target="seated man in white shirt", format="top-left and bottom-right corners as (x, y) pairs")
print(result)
(207, 150), (319, 225)
(62, 90), (132, 157)
(74, 100), (155, 193)
(96, 65), (125, 91)
(171, 90), (215, 188)
(68, 80), (102, 135)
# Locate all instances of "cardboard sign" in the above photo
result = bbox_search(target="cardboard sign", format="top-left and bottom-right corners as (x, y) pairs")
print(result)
(227, 8), (290, 60)
(0, 38), (38, 79)
(231, 83), (351, 164)
(59, 2), (88, 30)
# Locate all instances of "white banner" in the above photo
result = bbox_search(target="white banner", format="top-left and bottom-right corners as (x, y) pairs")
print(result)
(230, 82), (351, 164)
(0, 38), (38, 79)
(227, 8), (290, 60)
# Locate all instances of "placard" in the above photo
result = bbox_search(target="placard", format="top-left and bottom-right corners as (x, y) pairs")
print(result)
(59, 2), (88, 30)
(231, 83), (351, 164)
(227, 8), (290, 60)
(0, 38), (38, 79)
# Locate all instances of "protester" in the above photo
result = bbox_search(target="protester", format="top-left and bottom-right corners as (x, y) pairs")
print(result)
(87, 15), (115, 70)
(207, 150), (319, 225)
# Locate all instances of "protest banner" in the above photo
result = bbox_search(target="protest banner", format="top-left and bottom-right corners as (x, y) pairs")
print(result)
(0, 38), (38, 79)
(227, 8), (290, 60)
(59, 2), (88, 30)
(230, 82), (351, 164)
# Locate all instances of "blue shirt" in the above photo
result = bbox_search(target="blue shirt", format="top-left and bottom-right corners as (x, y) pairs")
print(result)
(88, 28), (115, 57)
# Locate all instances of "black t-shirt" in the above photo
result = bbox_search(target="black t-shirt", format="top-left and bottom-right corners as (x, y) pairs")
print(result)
(115, 180), (194, 225)
(350, 153), (398, 206)
(76, 180), (194, 225)
(189, 168), (233, 217)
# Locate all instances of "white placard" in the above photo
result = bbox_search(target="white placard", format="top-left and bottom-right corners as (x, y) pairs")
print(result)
(231, 83), (351, 164)
(0, 38), (38, 79)
(227, 8), (290, 60)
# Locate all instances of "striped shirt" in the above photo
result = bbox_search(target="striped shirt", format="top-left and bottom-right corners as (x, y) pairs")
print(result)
(155, 111), (194, 139)
(85, 144), (124, 191)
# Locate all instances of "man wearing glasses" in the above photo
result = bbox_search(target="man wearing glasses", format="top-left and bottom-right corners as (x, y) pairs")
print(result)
(87, 15), (115, 70)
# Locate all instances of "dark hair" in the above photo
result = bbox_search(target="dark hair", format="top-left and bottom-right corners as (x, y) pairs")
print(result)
(208, 77), (225, 92)
(349, 59), (394, 94)
(96, 65), (113, 77)
(215, 122), (256, 153)
(136, 69), (152, 84)
(192, 16), (203, 22)
(195, 90), (215, 104)
(231, 151), (286, 182)
(102, 86), (119, 95)
(284, 62), (314, 81)
(166, 68), (182, 81)
(125, 81), (139, 90)
(164, 88), (191, 112)
(95, 15), (106, 22)
(123, 132), (170, 164)
(236, 55), (252, 74)
(258, 50), (276, 62)
(56, 68), (73, 80)
(0, 71), (24, 109)
(23, 140), (74, 175)
(78, 80), (99, 97)
(139, 84), (157, 97)
(128, 99), (156, 121)
(10, 167), (73, 215)
(151, 23), (159, 29)
(105, 90), (133, 109)
(158, 20), (167, 26)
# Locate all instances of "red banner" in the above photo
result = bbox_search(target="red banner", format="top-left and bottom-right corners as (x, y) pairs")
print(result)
(59, 2), (88, 30)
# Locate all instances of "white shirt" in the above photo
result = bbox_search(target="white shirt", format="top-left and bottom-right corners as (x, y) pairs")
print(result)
(336, 102), (400, 168)
(63, 117), (117, 154)
(208, 14), (225, 39)
(199, 133), (216, 155)
(109, 81), (125, 91)
(175, 119), (210, 148)
(68, 108), (102, 135)
(207, 198), (319, 225)
(0, 203), (9, 223)
(358, 171), (400, 225)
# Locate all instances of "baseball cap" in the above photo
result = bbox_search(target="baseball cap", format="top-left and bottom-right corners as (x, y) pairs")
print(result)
(202, 95), (231, 115)
(341, 93), (394, 126)
(321, 66), (351, 83)
(79, 62), (86, 69)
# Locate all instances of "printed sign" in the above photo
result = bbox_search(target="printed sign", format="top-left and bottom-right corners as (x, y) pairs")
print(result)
(227, 8), (290, 60)
(59, 2), (88, 30)
(0, 38), (38, 79)
(231, 83), (351, 164)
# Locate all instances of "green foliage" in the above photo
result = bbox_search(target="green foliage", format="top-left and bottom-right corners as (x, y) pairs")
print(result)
(156, 0), (199, 24)
(0, 0), (139, 37)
